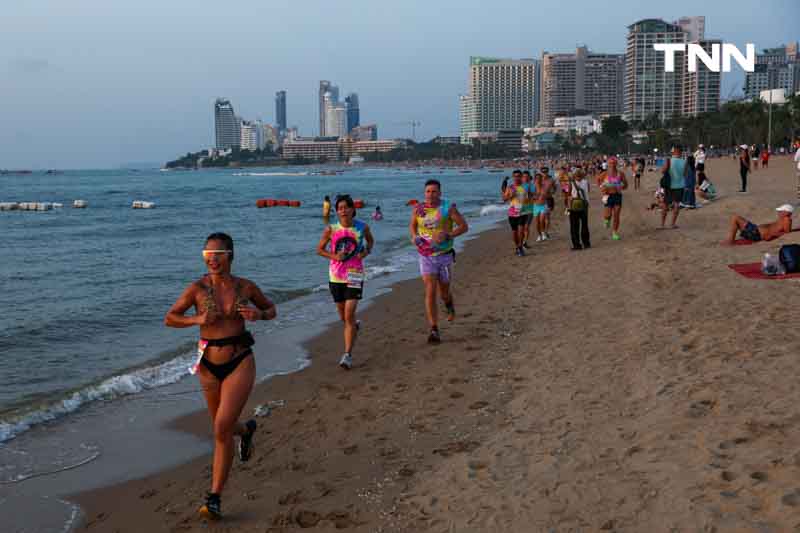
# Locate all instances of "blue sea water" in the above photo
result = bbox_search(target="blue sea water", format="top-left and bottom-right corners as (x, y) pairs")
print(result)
(0, 166), (507, 443)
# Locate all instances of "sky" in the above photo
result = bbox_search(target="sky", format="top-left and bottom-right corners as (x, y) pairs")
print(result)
(0, 0), (797, 169)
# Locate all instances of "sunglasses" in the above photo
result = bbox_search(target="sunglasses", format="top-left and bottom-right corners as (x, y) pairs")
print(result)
(202, 250), (231, 258)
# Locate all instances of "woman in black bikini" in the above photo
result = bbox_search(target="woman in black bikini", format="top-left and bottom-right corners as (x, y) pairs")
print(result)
(165, 232), (276, 520)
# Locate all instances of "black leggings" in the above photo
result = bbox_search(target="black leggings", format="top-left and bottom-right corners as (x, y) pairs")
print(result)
(740, 167), (748, 191)
(569, 209), (590, 248)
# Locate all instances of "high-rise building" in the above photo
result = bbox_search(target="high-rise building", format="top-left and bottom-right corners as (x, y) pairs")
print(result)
(458, 56), (538, 144)
(319, 81), (331, 136)
(540, 46), (624, 125)
(319, 81), (342, 136)
(744, 43), (800, 100)
(262, 123), (279, 148)
(325, 100), (348, 138)
(214, 98), (240, 150)
(275, 91), (287, 133)
(624, 19), (689, 123)
(675, 16), (705, 42)
(240, 120), (264, 151)
(350, 124), (378, 141)
(345, 93), (360, 133)
(682, 39), (722, 116)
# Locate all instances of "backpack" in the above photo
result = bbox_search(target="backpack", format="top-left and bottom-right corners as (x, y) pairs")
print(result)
(779, 244), (800, 273)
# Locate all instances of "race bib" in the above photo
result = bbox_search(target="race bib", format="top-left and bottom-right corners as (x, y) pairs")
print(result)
(190, 339), (208, 375)
(346, 269), (364, 289)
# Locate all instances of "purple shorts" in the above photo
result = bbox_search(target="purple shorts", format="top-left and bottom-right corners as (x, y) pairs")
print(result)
(419, 252), (454, 283)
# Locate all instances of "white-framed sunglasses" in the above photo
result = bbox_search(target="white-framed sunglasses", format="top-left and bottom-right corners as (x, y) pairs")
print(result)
(202, 250), (232, 258)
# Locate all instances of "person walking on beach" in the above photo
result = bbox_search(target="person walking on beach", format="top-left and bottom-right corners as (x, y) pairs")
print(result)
(502, 170), (528, 255)
(739, 145), (751, 192)
(521, 170), (535, 249)
(794, 141), (800, 200)
(165, 232), (277, 520)
(681, 150), (697, 209)
(409, 179), (468, 343)
(661, 146), (688, 229)
(322, 195), (331, 220)
(568, 169), (591, 250)
(597, 156), (628, 240)
(316, 195), (374, 370)
(542, 166), (557, 239)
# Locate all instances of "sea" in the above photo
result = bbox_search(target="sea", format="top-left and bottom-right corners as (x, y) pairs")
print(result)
(0, 165), (508, 532)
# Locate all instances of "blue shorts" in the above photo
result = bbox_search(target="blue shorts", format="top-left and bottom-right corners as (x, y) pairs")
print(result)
(533, 204), (548, 216)
(606, 193), (622, 207)
(740, 221), (762, 242)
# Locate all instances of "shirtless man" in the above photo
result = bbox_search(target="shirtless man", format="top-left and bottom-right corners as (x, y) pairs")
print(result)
(724, 204), (793, 244)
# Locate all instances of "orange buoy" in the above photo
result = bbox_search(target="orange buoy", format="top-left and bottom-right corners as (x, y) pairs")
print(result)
(354, 199), (365, 208)
(288, 200), (301, 207)
(256, 199), (266, 208)
(277, 199), (290, 207)
(266, 199), (276, 207)
(406, 199), (419, 206)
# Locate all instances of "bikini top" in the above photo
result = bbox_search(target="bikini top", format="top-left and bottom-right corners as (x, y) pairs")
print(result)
(196, 275), (249, 319)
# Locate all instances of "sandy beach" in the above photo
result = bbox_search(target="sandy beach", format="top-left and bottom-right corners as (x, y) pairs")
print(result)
(72, 156), (800, 532)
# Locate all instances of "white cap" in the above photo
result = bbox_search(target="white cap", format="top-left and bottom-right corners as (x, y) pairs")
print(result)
(740, 144), (748, 149)
(698, 144), (704, 148)
(776, 204), (794, 214)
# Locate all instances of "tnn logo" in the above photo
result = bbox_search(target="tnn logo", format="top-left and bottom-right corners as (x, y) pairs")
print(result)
(654, 44), (755, 73)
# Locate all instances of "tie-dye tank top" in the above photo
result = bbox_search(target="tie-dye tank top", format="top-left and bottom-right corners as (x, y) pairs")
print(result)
(329, 219), (366, 284)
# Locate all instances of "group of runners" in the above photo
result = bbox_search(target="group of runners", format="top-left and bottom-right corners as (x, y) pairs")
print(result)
(162, 142), (796, 520)
(165, 178), (467, 520)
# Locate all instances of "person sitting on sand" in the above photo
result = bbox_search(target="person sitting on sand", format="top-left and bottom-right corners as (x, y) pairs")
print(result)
(724, 204), (794, 244)
(696, 179), (717, 202)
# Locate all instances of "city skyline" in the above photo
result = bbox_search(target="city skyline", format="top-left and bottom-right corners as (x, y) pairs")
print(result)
(1, 0), (798, 168)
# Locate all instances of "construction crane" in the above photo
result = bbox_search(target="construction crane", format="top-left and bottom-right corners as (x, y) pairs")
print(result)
(390, 121), (422, 141)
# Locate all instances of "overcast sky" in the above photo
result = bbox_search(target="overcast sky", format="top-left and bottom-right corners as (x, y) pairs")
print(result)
(1, 0), (797, 168)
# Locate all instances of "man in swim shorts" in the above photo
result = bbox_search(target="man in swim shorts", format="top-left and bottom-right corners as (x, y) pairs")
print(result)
(724, 204), (793, 244)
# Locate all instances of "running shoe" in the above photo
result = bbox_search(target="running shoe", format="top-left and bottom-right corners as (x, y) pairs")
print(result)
(536, 235), (543, 242)
(339, 352), (353, 370)
(543, 232), (550, 240)
(604, 219), (611, 228)
(199, 493), (222, 520)
(427, 327), (441, 344)
(238, 419), (257, 462)
(612, 233), (621, 241)
(522, 241), (530, 249)
(445, 300), (456, 322)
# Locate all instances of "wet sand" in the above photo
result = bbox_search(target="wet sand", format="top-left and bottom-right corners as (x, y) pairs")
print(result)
(73, 156), (800, 532)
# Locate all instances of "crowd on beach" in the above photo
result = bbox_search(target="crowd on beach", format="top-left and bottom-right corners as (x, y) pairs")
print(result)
(162, 140), (800, 521)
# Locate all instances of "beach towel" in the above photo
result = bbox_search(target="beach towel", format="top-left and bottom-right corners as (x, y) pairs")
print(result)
(728, 262), (800, 280)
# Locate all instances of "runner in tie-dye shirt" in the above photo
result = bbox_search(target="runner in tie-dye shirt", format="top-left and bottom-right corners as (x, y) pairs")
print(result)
(316, 194), (374, 370)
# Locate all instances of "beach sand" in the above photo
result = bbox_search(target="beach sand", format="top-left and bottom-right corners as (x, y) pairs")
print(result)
(73, 156), (800, 532)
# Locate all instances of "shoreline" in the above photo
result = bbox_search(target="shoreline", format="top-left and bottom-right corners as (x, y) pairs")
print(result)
(72, 156), (800, 531)
(71, 219), (521, 532)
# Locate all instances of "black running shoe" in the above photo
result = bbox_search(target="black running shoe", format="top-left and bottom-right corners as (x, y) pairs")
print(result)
(427, 327), (441, 344)
(238, 419), (257, 462)
(199, 492), (222, 520)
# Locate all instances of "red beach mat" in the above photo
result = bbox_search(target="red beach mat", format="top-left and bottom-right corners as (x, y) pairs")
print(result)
(728, 263), (800, 280)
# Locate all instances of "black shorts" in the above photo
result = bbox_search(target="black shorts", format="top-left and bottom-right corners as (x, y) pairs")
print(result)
(508, 215), (524, 230)
(329, 282), (363, 303)
(546, 197), (555, 210)
(696, 162), (705, 172)
(665, 188), (684, 204)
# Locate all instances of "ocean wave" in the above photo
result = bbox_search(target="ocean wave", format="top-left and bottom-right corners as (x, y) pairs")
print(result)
(232, 172), (309, 177)
(0, 354), (194, 443)
(479, 204), (506, 216)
